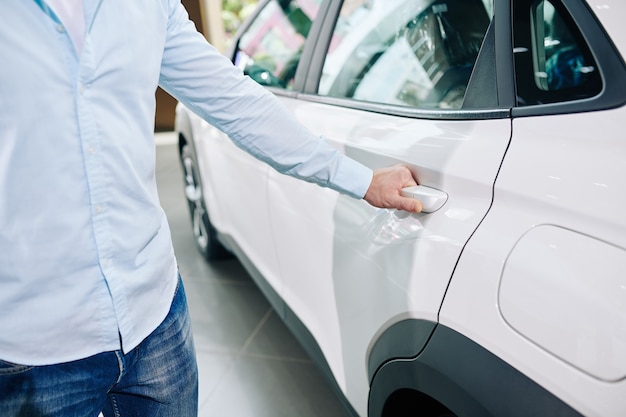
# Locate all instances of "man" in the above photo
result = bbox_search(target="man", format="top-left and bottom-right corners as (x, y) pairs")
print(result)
(0, 0), (422, 415)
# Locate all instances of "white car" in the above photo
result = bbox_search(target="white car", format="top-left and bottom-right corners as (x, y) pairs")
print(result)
(175, 0), (626, 415)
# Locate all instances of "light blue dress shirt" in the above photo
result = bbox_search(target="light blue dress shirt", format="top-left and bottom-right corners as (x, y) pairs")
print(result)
(0, 0), (373, 365)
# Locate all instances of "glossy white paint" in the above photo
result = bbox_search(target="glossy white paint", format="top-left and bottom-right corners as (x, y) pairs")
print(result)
(266, 97), (511, 416)
(586, 1), (626, 59)
(190, 116), (283, 292)
(440, 106), (626, 417)
(175, 1), (626, 415)
(499, 224), (626, 381)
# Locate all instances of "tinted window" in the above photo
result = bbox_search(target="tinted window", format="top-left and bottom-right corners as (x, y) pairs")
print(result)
(318, 0), (492, 109)
(234, 0), (322, 89)
(513, 0), (602, 106)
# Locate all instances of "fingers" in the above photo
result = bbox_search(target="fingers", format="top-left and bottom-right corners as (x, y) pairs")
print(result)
(387, 191), (423, 213)
(399, 195), (423, 213)
(393, 164), (418, 189)
(364, 165), (423, 212)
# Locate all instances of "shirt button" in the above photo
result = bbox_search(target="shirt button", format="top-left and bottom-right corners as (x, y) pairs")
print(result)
(95, 206), (104, 214)
(79, 84), (85, 94)
(56, 24), (65, 33)
(87, 146), (96, 155)
(102, 259), (112, 269)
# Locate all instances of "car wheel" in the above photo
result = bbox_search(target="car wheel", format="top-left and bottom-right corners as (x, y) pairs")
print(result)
(180, 142), (231, 261)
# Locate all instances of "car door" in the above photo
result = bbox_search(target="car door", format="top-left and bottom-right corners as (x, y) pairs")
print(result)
(439, 0), (626, 416)
(262, 0), (514, 414)
(189, 0), (328, 293)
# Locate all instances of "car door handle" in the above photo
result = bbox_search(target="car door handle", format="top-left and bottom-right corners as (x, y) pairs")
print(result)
(401, 185), (448, 213)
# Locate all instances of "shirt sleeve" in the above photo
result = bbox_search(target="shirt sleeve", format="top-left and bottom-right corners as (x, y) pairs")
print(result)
(157, 0), (373, 199)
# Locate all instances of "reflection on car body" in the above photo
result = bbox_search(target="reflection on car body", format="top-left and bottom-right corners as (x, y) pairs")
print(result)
(176, 0), (626, 415)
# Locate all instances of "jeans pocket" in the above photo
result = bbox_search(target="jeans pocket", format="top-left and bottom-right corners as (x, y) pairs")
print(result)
(0, 359), (33, 375)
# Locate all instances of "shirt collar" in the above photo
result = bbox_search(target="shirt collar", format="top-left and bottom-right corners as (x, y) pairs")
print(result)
(33, 0), (103, 34)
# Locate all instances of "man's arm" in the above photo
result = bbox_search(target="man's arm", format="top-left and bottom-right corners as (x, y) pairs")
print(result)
(160, 0), (423, 212)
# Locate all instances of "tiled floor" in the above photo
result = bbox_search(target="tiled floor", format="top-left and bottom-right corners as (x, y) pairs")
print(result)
(154, 133), (352, 417)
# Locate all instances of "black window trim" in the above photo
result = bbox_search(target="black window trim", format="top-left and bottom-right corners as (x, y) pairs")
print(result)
(225, 0), (330, 94)
(297, 0), (510, 121)
(510, 0), (626, 117)
(290, 0), (334, 92)
(249, 0), (510, 120)
(294, 92), (510, 120)
(242, 0), (625, 121)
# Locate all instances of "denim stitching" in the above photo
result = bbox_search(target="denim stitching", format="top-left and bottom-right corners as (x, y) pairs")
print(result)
(0, 360), (34, 375)
(110, 394), (122, 417)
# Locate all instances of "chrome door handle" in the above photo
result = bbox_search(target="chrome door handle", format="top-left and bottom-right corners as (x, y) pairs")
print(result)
(401, 185), (448, 213)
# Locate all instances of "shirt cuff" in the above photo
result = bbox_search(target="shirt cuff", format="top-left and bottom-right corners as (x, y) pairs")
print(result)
(332, 156), (374, 200)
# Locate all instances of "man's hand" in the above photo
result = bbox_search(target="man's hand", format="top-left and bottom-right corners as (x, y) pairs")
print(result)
(364, 165), (423, 213)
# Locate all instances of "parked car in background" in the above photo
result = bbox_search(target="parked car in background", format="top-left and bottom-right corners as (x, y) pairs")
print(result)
(175, 0), (626, 415)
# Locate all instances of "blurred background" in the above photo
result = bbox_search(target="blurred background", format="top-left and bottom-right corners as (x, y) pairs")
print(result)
(155, 0), (258, 131)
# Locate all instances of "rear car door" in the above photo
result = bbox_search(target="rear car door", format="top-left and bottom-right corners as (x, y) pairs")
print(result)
(250, 0), (515, 414)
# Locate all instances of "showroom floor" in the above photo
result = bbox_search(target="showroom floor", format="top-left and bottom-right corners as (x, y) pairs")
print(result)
(154, 132), (352, 417)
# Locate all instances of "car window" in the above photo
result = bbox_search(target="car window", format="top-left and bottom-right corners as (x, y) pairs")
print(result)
(234, 0), (322, 89)
(513, 0), (602, 106)
(317, 0), (492, 110)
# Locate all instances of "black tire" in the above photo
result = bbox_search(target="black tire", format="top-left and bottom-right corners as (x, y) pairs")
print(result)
(180, 142), (231, 261)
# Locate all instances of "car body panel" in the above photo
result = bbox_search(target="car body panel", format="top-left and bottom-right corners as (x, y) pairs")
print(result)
(585, 1), (626, 56)
(439, 108), (626, 417)
(265, 96), (511, 415)
(499, 224), (626, 382)
(188, 117), (282, 292)
(174, 0), (626, 415)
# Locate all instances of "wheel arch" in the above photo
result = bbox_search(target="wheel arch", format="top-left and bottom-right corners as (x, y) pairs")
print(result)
(368, 322), (583, 417)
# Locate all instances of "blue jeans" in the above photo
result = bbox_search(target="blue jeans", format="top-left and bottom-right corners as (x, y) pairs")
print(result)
(0, 277), (198, 417)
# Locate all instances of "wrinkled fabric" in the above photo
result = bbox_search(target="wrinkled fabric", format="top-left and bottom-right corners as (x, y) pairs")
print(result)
(0, 0), (372, 365)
